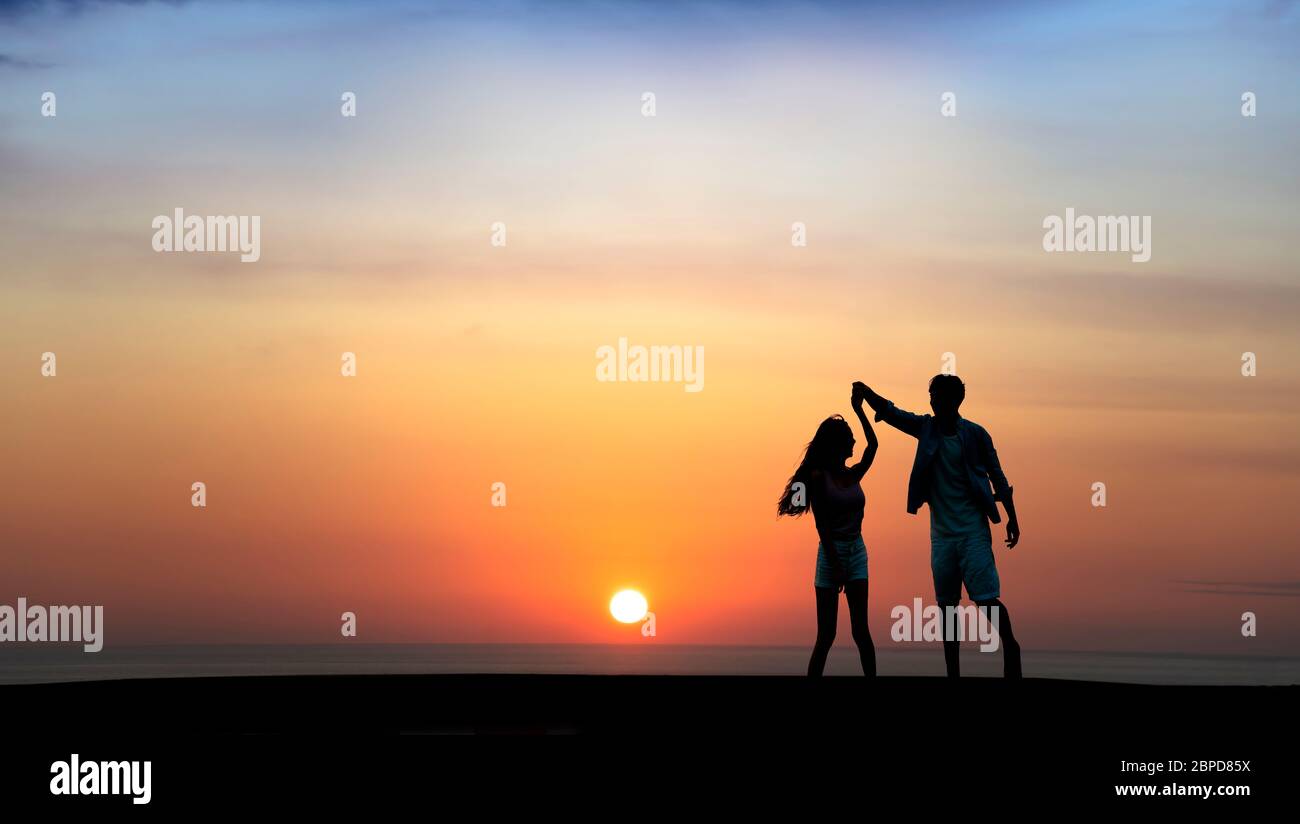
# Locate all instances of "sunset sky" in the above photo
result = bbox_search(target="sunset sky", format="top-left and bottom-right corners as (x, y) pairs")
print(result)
(2, 0), (1298, 656)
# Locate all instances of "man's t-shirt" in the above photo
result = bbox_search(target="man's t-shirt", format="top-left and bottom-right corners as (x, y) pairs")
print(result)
(928, 434), (989, 539)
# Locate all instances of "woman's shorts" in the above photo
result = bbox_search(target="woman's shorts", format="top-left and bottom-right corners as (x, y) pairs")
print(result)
(814, 534), (868, 589)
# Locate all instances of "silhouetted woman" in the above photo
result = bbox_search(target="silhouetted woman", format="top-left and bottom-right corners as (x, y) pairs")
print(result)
(777, 384), (878, 676)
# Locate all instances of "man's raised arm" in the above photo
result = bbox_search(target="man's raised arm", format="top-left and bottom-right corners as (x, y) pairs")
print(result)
(853, 382), (925, 439)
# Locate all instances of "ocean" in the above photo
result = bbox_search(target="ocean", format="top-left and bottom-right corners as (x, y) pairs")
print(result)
(1, 644), (1297, 686)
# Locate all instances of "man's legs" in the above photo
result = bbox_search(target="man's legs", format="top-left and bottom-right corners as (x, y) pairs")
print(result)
(975, 598), (1022, 679)
(931, 536), (964, 677)
(950, 532), (1020, 678)
(941, 623), (961, 677)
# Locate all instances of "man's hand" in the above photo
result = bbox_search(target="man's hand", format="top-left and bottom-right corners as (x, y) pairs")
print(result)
(852, 381), (870, 407)
(1004, 520), (1020, 550)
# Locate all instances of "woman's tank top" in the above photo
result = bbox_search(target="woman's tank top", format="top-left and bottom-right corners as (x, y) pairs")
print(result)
(812, 471), (865, 540)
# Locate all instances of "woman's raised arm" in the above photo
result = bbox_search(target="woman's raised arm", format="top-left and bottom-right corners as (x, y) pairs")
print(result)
(850, 386), (878, 480)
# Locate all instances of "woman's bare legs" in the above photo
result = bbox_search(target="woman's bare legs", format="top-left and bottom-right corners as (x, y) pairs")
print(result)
(807, 586), (839, 677)
(808, 581), (875, 677)
(844, 580), (876, 677)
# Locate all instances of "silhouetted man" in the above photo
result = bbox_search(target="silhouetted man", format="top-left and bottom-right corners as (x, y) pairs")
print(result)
(855, 376), (1022, 679)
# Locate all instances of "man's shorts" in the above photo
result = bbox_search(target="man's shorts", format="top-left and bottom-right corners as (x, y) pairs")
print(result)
(931, 531), (1000, 605)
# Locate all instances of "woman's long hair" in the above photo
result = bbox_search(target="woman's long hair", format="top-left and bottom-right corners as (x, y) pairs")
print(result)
(777, 416), (852, 517)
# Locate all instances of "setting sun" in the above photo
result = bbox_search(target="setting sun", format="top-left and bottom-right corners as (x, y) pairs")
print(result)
(609, 590), (649, 624)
